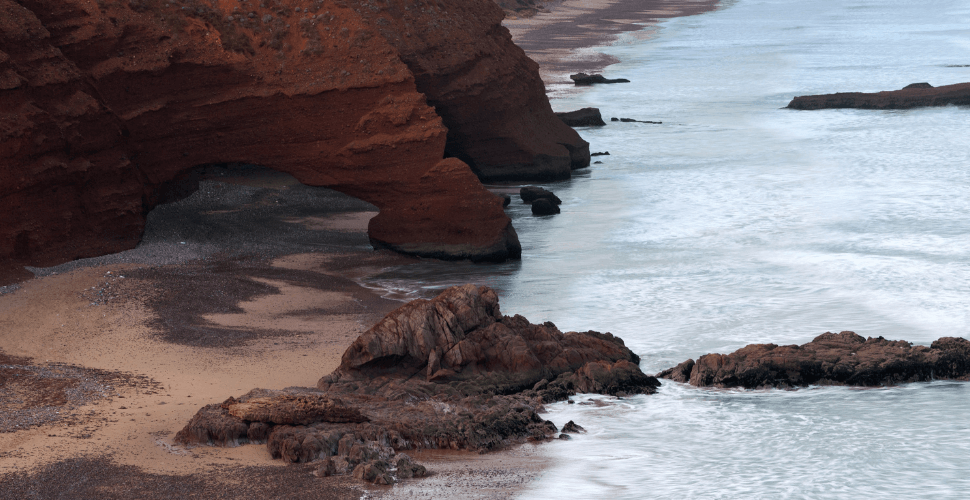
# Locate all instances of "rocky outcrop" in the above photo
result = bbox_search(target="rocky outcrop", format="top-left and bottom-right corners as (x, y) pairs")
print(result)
(787, 82), (970, 110)
(0, 0), (591, 282)
(571, 73), (630, 85)
(658, 331), (970, 389)
(556, 108), (606, 127)
(177, 285), (659, 482)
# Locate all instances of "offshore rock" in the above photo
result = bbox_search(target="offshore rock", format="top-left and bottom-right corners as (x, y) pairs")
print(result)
(657, 331), (970, 389)
(570, 73), (630, 85)
(555, 108), (606, 127)
(0, 0), (590, 282)
(520, 186), (561, 205)
(531, 198), (560, 215)
(178, 285), (659, 482)
(787, 82), (970, 110)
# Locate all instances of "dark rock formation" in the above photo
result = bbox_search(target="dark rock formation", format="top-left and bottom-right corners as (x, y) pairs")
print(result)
(611, 117), (662, 124)
(555, 108), (606, 127)
(561, 420), (586, 434)
(0, 0), (592, 282)
(531, 199), (560, 215)
(177, 285), (659, 482)
(657, 331), (970, 389)
(590, 152), (610, 156)
(501, 193), (512, 207)
(571, 73), (630, 85)
(787, 82), (970, 110)
(520, 186), (562, 205)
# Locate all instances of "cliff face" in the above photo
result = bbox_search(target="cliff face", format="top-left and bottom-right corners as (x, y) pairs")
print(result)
(0, 0), (579, 282)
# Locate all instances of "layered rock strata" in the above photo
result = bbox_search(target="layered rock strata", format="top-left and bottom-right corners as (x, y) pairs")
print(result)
(177, 285), (659, 481)
(658, 331), (970, 389)
(787, 82), (970, 110)
(0, 0), (589, 282)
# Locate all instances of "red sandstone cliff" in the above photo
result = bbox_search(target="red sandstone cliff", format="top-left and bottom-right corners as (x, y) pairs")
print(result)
(1, 0), (581, 282)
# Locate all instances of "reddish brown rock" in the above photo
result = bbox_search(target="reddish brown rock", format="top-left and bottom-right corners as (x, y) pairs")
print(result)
(0, 0), (590, 282)
(320, 284), (653, 398)
(356, 0), (590, 181)
(657, 331), (970, 389)
(177, 285), (659, 481)
(787, 82), (970, 110)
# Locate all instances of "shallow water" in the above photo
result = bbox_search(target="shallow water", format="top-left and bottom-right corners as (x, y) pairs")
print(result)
(366, 0), (970, 497)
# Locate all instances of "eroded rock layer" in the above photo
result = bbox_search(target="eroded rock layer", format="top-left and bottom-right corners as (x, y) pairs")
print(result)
(177, 285), (659, 481)
(658, 331), (970, 389)
(0, 0), (586, 281)
(787, 82), (970, 110)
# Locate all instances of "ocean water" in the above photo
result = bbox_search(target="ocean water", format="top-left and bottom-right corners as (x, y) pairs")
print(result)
(365, 0), (970, 497)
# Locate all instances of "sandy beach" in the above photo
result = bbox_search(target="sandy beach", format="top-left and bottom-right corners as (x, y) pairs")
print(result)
(0, 1), (720, 497)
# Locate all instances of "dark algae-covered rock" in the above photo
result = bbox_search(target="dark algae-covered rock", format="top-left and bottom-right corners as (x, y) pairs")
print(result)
(177, 285), (659, 483)
(657, 331), (970, 389)
(570, 73), (631, 85)
(520, 186), (562, 205)
(531, 199), (561, 215)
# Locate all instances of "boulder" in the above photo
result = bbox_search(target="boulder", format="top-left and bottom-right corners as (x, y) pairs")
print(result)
(657, 331), (970, 389)
(787, 81), (970, 109)
(570, 73), (631, 85)
(520, 186), (562, 205)
(561, 420), (586, 434)
(531, 199), (561, 215)
(555, 108), (607, 127)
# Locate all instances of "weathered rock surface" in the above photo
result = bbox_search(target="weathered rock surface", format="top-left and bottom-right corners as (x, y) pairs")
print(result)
(177, 285), (659, 482)
(0, 0), (590, 282)
(657, 331), (970, 389)
(520, 186), (561, 205)
(571, 73), (630, 85)
(556, 108), (606, 127)
(531, 198), (560, 215)
(787, 82), (970, 110)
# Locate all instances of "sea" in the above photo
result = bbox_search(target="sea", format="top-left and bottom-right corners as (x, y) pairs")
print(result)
(361, 0), (970, 497)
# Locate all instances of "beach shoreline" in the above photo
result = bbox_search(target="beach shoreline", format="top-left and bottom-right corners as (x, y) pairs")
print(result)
(0, 1), (723, 497)
(504, 0), (721, 99)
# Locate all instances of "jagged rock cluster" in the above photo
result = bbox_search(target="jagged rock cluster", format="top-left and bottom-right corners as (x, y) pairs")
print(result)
(658, 331), (970, 389)
(177, 285), (659, 483)
(787, 81), (970, 110)
(0, 0), (589, 283)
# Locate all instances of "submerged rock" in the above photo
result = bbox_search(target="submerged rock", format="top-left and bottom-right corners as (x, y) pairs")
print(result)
(787, 81), (970, 109)
(657, 331), (970, 389)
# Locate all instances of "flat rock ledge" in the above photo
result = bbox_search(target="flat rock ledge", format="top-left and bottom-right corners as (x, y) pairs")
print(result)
(787, 81), (970, 110)
(176, 285), (658, 483)
(657, 331), (970, 389)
